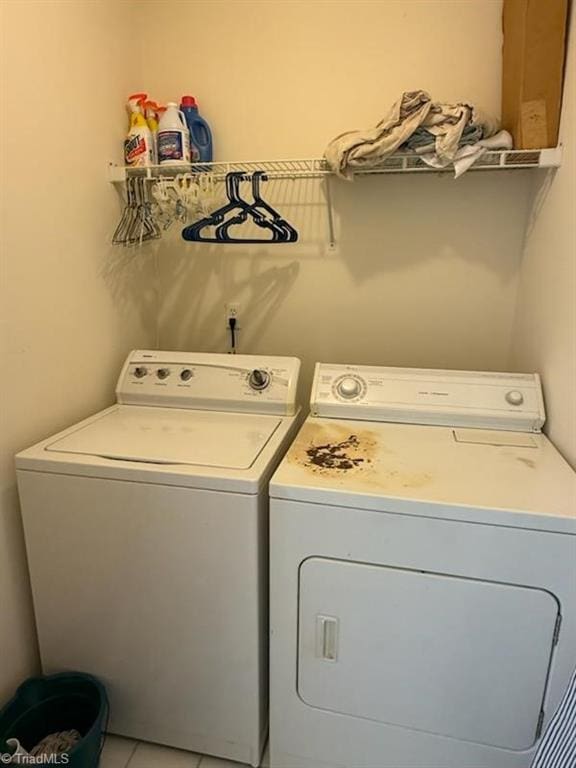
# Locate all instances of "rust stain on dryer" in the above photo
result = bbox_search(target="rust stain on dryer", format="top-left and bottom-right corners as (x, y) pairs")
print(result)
(289, 421), (433, 491)
(290, 422), (378, 475)
(307, 434), (367, 471)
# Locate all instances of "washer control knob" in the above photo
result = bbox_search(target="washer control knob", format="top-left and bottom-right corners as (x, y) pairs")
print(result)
(249, 369), (270, 390)
(506, 390), (524, 406)
(337, 377), (362, 399)
(133, 366), (148, 379)
(180, 368), (193, 382)
(157, 368), (170, 380)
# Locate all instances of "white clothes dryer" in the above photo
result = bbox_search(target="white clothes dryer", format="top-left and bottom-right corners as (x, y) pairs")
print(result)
(17, 350), (301, 767)
(269, 363), (576, 768)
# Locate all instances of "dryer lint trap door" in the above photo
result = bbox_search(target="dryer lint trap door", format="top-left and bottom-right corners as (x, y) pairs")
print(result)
(298, 558), (559, 751)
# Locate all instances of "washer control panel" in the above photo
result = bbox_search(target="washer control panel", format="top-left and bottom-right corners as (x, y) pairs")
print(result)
(117, 351), (301, 416)
(311, 364), (546, 432)
(248, 369), (271, 390)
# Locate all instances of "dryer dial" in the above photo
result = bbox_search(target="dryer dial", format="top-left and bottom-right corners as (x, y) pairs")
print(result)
(334, 375), (366, 400)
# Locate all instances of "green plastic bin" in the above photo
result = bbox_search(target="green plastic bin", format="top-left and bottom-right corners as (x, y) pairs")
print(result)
(0, 673), (108, 768)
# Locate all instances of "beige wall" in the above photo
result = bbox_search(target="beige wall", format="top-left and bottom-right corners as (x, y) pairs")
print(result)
(510, 5), (576, 468)
(140, 0), (503, 157)
(0, 0), (155, 701)
(138, 0), (535, 395)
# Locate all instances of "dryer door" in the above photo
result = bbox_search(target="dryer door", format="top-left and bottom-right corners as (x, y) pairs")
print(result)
(298, 558), (559, 750)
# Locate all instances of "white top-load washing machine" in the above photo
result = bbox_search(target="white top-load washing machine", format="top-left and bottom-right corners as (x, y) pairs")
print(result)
(269, 363), (576, 768)
(16, 350), (301, 768)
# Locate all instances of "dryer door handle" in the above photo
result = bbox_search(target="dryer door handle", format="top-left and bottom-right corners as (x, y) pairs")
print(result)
(315, 615), (339, 662)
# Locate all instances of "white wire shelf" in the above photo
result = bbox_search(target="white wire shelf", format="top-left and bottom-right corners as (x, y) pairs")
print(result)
(108, 147), (561, 182)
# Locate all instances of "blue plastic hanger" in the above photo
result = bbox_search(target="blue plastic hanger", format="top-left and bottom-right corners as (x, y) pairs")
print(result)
(181, 171), (298, 244)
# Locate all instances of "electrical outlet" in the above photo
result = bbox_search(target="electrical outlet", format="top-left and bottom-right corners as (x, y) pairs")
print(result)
(225, 303), (241, 329)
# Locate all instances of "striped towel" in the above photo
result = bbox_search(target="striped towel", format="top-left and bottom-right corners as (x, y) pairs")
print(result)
(532, 668), (576, 768)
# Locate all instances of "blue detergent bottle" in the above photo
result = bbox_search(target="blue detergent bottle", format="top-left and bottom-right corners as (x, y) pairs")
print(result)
(180, 96), (213, 162)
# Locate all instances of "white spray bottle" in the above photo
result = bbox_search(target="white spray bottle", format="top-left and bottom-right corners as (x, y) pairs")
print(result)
(157, 102), (191, 165)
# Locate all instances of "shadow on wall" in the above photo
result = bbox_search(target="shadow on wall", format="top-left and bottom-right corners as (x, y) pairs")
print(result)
(159, 245), (300, 351)
(105, 169), (535, 393)
(0, 483), (40, 694)
(333, 171), (531, 282)
(522, 167), (560, 245)
(100, 245), (159, 344)
(153, 175), (326, 352)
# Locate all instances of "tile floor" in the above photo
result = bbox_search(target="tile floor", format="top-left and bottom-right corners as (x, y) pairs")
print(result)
(101, 735), (270, 768)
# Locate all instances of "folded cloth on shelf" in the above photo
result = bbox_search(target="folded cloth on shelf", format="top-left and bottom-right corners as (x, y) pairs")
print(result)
(407, 123), (484, 154)
(420, 129), (513, 178)
(324, 90), (432, 178)
(324, 90), (501, 179)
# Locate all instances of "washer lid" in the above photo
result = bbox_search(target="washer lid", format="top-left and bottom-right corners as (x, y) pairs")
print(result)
(46, 406), (282, 469)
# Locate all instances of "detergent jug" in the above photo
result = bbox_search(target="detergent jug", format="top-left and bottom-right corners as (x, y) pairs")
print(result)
(180, 96), (213, 162)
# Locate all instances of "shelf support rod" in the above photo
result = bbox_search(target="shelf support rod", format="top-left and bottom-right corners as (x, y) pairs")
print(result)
(323, 175), (336, 249)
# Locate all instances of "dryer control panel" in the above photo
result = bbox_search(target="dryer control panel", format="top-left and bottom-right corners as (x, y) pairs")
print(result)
(311, 364), (545, 431)
(117, 350), (301, 416)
